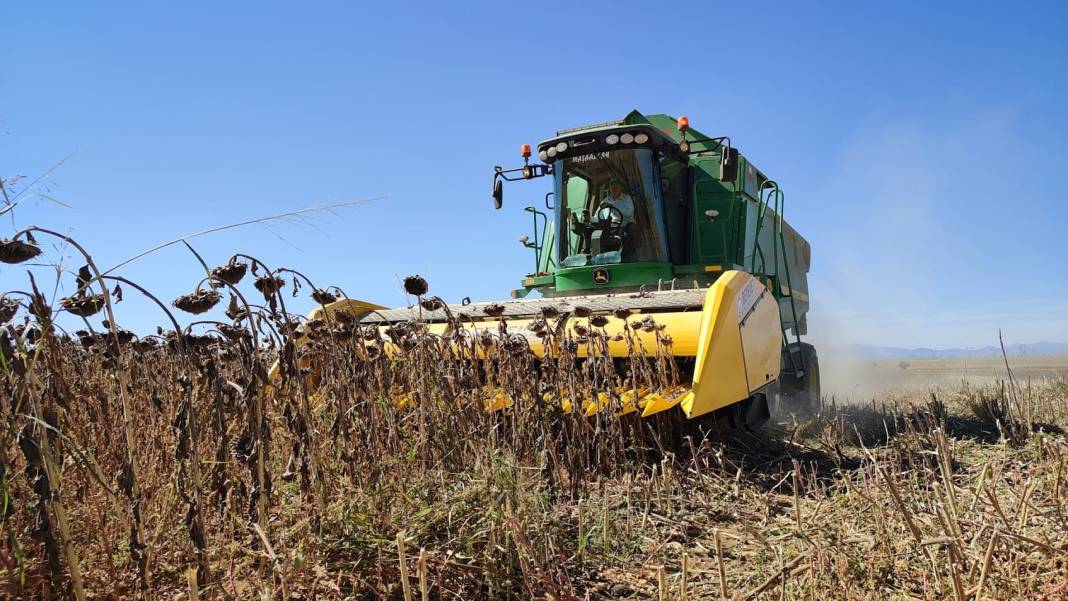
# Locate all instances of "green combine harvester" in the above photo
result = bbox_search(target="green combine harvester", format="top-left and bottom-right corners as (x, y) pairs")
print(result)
(299, 110), (819, 430)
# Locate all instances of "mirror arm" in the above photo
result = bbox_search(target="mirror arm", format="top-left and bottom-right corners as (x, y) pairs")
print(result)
(492, 163), (553, 209)
(494, 163), (552, 183)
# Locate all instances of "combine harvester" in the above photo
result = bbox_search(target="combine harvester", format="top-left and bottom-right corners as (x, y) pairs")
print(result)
(297, 111), (818, 431)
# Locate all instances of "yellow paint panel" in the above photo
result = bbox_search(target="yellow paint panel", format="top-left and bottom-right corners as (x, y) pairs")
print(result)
(310, 298), (388, 321)
(679, 271), (782, 418)
(640, 385), (689, 417)
(740, 290), (782, 392)
(372, 312), (707, 359)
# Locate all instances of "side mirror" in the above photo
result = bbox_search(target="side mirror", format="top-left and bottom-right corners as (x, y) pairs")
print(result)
(720, 147), (739, 182)
(492, 179), (503, 209)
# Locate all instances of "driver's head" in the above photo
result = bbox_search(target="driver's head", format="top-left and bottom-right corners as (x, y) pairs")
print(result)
(608, 178), (623, 198)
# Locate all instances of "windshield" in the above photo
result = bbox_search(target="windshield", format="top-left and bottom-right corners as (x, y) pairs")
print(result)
(553, 147), (669, 267)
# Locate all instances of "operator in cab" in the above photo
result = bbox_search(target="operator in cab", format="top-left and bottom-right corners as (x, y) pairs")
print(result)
(567, 177), (636, 258)
(595, 178), (635, 224)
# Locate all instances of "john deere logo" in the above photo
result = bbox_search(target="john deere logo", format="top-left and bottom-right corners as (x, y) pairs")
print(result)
(592, 268), (610, 285)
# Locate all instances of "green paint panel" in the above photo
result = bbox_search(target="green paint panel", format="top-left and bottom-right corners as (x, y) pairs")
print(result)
(554, 262), (674, 293)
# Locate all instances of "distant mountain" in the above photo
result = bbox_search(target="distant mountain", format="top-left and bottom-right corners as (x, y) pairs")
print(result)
(842, 342), (1068, 359)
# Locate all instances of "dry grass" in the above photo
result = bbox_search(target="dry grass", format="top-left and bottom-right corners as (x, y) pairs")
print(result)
(1, 230), (1067, 599)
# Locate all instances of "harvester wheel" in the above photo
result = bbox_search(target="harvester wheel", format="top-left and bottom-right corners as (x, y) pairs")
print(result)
(779, 343), (821, 415)
(727, 393), (771, 432)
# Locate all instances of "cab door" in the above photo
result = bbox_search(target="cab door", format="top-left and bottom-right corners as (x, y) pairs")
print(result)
(690, 158), (738, 265)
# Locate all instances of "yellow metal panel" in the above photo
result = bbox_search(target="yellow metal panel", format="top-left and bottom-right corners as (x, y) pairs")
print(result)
(639, 386), (689, 417)
(679, 271), (781, 419)
(311, 298), (388, 321)
(740, 289), (782, 392)
(376, 312), (706, 359)
(704, 265), (723, 272)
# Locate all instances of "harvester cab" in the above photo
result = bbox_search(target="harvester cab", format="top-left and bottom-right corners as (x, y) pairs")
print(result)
(289, 110), (819, 432)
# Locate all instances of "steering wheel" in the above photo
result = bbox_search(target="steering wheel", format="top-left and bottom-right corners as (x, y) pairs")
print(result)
(595, 204), (624, 227)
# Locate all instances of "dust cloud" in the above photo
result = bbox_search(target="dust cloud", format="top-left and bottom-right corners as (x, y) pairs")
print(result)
(795, 113), (1068, 403)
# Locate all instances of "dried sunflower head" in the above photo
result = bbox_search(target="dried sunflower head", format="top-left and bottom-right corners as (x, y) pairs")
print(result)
(420, 298), (443, 312)
(173, 289), (222, 315)
(574, 306), (592, 318)
(540, 306), (560, 319)
(113, 328), (136, 345)
(60, 294), (106, 318)
(385, 325), (405, 343)
(505, 334), (528, 354)
(0, 298), (19, 323)
(217, 323), (250, 342)
(483, 303), (505, 318)
(183, 333), (219, 349)
(590, 315), (609, 328)
(77, 331), (99, 348)
(211, 262), (248, 285)
(403, 275), (429, 296)
(0, 237), (42, 264)
(254, 275), (285, 296)
(613, 308), (633, 320)
(311, 288), (337, 305)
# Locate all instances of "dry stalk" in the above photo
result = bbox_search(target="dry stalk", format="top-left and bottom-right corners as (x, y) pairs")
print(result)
(397, 531), (413, 601)
(715, 528), (728, 599)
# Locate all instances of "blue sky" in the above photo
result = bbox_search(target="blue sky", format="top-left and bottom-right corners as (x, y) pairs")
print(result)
(3, 2), (1067, 348)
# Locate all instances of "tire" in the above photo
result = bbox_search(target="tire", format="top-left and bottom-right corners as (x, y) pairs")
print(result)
(727, 393), (771, 432)
(779, 342), (821, 415)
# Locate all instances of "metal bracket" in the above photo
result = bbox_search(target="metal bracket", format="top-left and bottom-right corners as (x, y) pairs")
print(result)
(493, 163), (552, 183)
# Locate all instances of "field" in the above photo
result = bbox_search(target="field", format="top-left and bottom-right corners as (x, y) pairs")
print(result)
(2, 232), (1068, 599)
(822, 355), (1068, 401)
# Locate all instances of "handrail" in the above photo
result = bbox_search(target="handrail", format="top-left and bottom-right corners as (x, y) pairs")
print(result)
(755, 180), (806, 378)
(524, 206), (548, 274)
(752, 181), (778, 275)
